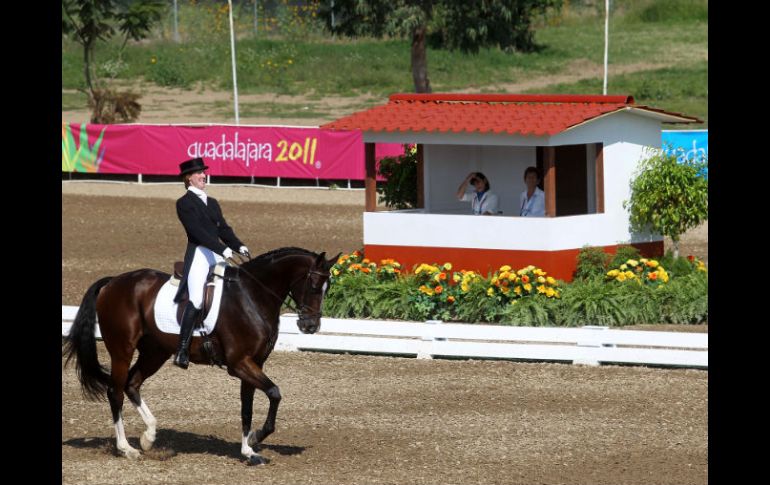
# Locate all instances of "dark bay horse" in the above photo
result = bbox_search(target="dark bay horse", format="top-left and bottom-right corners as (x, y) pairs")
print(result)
(63, 247), (338, 464)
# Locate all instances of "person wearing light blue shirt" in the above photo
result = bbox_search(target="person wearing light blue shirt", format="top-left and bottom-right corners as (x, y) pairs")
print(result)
(519, 166), (546, 217)
(456, 171), (499, 215)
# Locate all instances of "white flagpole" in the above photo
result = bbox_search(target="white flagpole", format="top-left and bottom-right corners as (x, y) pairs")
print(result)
(603, 0), (609, 95)
(228, 0), (240, 124)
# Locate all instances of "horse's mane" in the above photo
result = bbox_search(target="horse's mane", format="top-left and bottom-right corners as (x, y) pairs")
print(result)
(243, 247), (317, 271)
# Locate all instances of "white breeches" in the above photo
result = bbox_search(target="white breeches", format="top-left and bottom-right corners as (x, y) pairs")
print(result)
(187, 246), (224, 309)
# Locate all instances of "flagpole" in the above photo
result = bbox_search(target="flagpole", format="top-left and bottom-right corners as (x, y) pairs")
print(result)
(228, 0), (240, 125)
(603, 0), (609, 95)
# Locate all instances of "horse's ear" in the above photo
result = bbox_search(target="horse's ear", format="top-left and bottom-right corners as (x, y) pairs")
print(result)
(328, 252), (343, 267)
(315, 252), (326, 267)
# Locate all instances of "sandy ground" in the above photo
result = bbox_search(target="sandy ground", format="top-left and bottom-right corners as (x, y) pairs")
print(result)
(62, 342), (707, 485)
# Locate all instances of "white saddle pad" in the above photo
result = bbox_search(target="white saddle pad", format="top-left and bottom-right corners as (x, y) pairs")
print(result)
(153, 262), (228, 335)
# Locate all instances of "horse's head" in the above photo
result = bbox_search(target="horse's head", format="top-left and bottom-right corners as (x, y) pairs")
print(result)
(291, 251), (340, 334)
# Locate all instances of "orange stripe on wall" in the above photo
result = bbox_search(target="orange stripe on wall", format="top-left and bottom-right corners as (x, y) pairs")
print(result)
(364, 241), (663, 281)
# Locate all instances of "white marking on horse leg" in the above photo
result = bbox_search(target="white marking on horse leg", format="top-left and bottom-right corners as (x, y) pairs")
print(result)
(133, 399), (157, 451)
(114, 415), (140, 459)
(241, 433), (258, 458)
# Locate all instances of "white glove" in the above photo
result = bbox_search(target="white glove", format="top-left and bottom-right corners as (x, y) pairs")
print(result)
(222, 247), (233, 259)
(239, 245), (250, 256)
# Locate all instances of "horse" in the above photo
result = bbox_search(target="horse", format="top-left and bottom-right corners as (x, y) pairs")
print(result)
(63, 247), (339, 465)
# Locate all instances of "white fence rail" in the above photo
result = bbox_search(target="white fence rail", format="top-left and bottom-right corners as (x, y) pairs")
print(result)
(61, 306), (707, 369)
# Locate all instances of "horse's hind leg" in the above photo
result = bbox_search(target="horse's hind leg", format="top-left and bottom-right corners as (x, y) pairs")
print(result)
(125, 341), (172, 451)
(107, 357), (141, 459)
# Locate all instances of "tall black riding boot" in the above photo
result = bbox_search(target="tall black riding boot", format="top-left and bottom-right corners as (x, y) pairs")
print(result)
(174, 304), (200, 369)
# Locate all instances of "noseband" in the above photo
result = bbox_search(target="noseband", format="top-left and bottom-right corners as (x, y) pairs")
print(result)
(294, 269), (328, 325)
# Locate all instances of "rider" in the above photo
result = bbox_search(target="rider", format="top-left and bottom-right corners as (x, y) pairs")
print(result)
(173, 157), (250, 369)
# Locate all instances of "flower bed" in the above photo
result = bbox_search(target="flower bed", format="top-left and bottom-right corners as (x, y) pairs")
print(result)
(323, 250), (708, 326)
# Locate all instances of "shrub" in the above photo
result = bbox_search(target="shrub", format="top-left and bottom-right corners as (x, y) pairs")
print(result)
(574, 246), (610, 280)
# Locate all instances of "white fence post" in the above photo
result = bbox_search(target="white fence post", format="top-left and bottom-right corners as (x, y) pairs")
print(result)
(573, 325), (611, 366)
(417, 320), (442, 359)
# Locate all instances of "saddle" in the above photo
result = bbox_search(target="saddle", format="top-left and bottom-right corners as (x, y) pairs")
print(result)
(170, 261), (226, 327)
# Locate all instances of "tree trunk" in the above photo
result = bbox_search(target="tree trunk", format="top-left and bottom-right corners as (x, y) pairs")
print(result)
(83, 40), (94, 101)
(411, 25), (431, 93)
(672, 239), (680, 259)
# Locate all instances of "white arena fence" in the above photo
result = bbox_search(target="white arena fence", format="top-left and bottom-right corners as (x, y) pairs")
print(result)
(61, 306), (707, 369)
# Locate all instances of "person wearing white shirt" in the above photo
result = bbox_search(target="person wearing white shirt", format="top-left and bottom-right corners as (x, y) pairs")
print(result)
(456, 172), (499, 215)
(173, 157), (250, 369)
(519, 166), (546, 217)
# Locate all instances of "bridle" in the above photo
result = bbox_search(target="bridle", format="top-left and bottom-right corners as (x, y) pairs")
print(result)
(230, 257), (329, 324)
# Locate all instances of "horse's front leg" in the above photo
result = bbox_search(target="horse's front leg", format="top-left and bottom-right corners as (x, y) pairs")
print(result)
(234, 360), (281, 465)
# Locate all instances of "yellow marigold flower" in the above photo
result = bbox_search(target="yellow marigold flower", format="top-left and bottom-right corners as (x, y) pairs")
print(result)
(627, 259), (639, 267)
(554, 290), (560, 298)
(620, 264), (627, 271)
(546, 276), (556, 285)
(452, 274), (461, 283)
(624, 271), (635, 279)
(499, 271), (510, 280)
(523, 283), (532, 292)
(648, 260), (659, 268)
(499, 265), (511, 272)
(461, 283), (469, 292)
(546, 287), (555, 298)
(510, 300), (518, 305)
(443, 263), (452, 270)
(491, 276), (498, 285)
(508, 272), (517, 281)
(617, 273), (627, 282)
(537, 285), (546, 294)
(537, 276), (546, 284)
(517, 268), (528, 275)
(487, 287), (495, 296)
(514, 286), (522, 295)
(534, 269), (545, 276)
(607, 269), (620, 277)
(362, 258), (370, 264)
(501, 286), (510, 294)
(640, 258), (648, 264)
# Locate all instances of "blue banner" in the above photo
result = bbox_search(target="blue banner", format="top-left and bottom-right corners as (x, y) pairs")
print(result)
(661, 130), (708, 178)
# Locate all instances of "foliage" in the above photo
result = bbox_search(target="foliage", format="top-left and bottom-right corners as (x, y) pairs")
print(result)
(574, 246), (609, 280)
(88, 87), (142, 123)
(607, 245), (641, 270)
(62, 0), (165, 121)
(624, 149), (708, 257)
(377, 145), (418, 210)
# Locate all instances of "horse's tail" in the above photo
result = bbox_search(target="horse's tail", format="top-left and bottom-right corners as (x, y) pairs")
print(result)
(63, 276), (114, 401)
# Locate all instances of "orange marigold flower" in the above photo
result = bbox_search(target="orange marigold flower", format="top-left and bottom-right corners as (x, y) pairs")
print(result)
(648, 272), (658, 280)
(521, 275), (530, 284)
(447, 295), (455, 303)
(434, 285), (443, 294)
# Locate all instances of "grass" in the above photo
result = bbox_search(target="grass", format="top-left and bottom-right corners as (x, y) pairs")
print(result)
(62, 0), (707, 117)
(529, 61), (708, 127)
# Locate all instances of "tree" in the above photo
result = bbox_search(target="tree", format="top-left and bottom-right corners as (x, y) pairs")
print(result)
(62, 0), (165, 122)
(320, 0), (560, 93)
(624, 149), (708, 258)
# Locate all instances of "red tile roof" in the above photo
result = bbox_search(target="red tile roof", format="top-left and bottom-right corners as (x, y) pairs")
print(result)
(322, 94), (701, 135)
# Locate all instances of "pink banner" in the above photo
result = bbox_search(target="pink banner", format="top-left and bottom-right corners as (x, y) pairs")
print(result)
(62, 123), (367, 179)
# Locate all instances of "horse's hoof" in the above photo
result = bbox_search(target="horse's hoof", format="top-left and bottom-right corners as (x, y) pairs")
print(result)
(247, 455), (270, 466)
(123, 448), (141, 460)
(140, 432), (155, 451)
